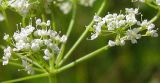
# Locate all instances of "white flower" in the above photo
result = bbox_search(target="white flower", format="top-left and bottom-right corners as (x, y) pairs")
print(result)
(43, 49), (52, 60)
(126, 28), (141, 44)
(132, 0), (145, 2)
(147, 30), (158, 37)
(60, 35), (67, 43)
(90, 8), (158, 47)
(125, 8), (138, 14)
(125, 14), (137, 25)
(94, 15), (101, 22)
(43, 39), (52, 46)
(59, 1), (72, 14)
(79, 0), (96, 7)
(36, 18), (42, 25)
(14, 40), (30, 51)
(2, 46), (12, 65)
(3, 34), (9, 40)
(22, 59), (34, 74)
(116, 38), (126, 46)
(51, 45), (60, 54)
(35, 18), (51, 27)
(8, 0), (30, 15)
(120, 39), (125, 46)
(13, 25), (34, 42)
(147, 24), (155, 31)
(157, 0), (160, 5)
(108, 40), (116, 47)
(36, 29), (48, 36)
(0, 13), (4, 21)
(31, 42), (40, 51)
(90, 32), (99, 40)
(108, 38), (126, 47)
(139, 20), (148, 27)
(46, 20), (51, 26)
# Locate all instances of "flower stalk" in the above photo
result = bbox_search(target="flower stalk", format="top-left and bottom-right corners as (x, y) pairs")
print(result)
(57, 0), (106, 67)
(56, 0), (77, 66)
(1, 45), (109, 83)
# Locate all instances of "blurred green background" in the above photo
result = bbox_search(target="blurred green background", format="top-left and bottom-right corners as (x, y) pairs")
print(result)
(1, 0), (160, 83)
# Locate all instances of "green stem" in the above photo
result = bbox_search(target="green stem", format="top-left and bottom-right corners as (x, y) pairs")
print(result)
(48, 75), (52, 83)
(51, 14), (56, 30)
(1, 73), (49, 83)
(42, 14), (46, 22)
(22, 17), (26, 27)
(57, 45), (109, 73)
(1, 45), (109, 83)
(57, 0), (106, 67)
(56, 1), (77, 66)
(48, 74), (57, 83)
(146, 2), (158, 9)
(2, 9), (10, 32)
(49, 54), (55, 71)
(149, 9), (160, 23)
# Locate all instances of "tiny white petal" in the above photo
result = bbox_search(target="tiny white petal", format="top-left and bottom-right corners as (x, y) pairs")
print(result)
(36, 18), (42, 25)
(60, 35), (67, 43)
(108, 40), (116, 47)
(3, 34), (9, 40)
(46, 20), (50, 26)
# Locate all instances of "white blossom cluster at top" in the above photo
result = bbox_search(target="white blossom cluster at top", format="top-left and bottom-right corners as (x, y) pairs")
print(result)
(0, 0), (31, 16)
(0, 0), (96, 15)
(132, 0), (160, 5)
(2, 18), (67, 74)
(55, 0), (96, 14)
(90, 8), (158, 47)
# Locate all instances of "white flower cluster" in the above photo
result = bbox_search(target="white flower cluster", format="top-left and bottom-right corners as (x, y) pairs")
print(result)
(58, 1), (72, 14)
(132, 0), (160, 5)
(90, 8), (158, 47)
(131, 0), (145, 2)
(2, 46), (12, 65)
(0, 0), (31, 16)
(2, 18), (67, 74)
(8, 0), (30, 15)
(55, 0), (96, 14)
(79, 0), (96, 7)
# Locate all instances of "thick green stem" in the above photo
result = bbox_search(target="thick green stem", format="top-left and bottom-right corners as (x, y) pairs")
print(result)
(1, 45), (109, 83)
(48, 75), (52, 83)
(56, 1), (77, 66)
(57, 0), (106, 67)
(48, 74), (57, 83)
